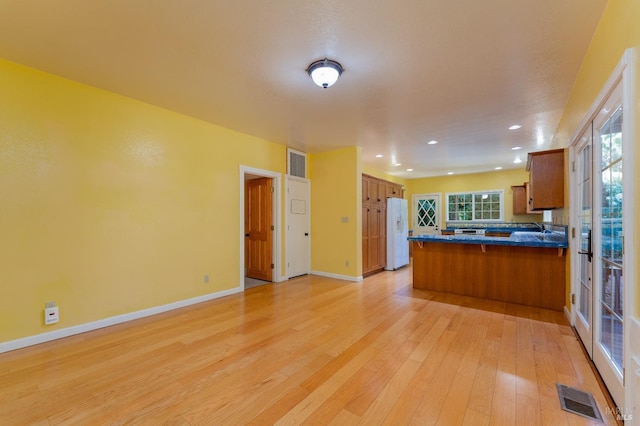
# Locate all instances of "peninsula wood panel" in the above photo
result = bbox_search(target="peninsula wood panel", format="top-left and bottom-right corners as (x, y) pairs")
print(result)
(412, 242), (566, 311)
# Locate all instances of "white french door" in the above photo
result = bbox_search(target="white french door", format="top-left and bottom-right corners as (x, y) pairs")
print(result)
(592, 96), (624, 407)
(575, 134), (593, 355)
(573, 83), (625, 407)
(412, 193), (440, 235)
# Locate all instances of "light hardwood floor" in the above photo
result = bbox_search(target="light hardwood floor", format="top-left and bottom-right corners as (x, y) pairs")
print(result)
(0, 266), (619, 425)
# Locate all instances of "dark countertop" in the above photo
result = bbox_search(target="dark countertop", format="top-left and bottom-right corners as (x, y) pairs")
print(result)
(408, 232), (568, 249)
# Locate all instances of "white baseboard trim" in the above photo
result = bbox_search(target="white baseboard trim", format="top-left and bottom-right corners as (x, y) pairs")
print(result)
(564, 306), (571, 323)
(311, 270), (363, 282)
(0, 287), (243, 354)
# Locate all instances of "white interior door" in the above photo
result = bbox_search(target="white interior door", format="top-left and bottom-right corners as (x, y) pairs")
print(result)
(286, 175), (310, 278)
(412, 193), (440, 235)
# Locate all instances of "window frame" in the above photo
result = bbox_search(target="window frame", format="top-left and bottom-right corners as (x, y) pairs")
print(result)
(445, 189), (505, 222)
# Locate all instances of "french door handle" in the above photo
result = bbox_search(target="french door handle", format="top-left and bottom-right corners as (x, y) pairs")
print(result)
(578, 250), (592, 262)
(578, 229), (592, 261)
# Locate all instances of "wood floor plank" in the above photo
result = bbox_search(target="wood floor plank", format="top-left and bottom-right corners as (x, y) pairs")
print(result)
(0, 267), (620, 425)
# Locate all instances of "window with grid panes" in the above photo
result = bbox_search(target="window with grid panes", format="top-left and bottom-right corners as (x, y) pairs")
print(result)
(446, 190), (504, 222)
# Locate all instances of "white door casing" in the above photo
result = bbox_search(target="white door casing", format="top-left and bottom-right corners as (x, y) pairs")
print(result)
(239, 166), (282, 287)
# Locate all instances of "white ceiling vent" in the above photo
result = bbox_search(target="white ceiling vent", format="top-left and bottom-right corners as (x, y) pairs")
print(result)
(288, 148), (307, 178)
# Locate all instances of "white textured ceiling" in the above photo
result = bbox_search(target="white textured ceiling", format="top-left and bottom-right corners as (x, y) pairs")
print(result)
(0, 0), (607, 178)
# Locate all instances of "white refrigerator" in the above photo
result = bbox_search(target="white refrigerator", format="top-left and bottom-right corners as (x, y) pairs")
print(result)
(385, 198), (409, 270)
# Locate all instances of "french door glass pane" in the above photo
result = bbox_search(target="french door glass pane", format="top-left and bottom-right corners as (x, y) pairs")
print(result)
(598, 105), (623, 374)
(578, 144), (591, 322)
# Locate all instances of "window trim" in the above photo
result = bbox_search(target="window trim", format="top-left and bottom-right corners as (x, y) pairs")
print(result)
(445, 189), (505, 222)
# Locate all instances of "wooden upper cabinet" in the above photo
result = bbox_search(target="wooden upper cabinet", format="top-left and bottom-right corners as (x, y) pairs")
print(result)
(376, 181), (386, 204)
(369, 178), (380, 204)
(526, 149), (565, 210)
(362, 176), (371, 203)
(386, 183), (402, 198)
(511, 184), (529, 215)
(362, 175), (403, 205)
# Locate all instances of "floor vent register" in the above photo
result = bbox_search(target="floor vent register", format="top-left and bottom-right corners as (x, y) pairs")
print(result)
(556, 383), (603, 422)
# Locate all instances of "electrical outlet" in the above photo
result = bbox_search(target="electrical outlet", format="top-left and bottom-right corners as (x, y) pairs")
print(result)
(44, 302), (59, 325)
(346, 260), (350, 267)
(203, 275), (209, 284)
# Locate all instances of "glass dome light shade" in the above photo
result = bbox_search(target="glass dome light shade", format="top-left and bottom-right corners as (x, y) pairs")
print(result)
(307, 59), (343, 89)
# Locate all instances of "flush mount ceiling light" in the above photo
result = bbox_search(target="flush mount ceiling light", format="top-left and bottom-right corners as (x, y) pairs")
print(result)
(307, 58), (343, 88)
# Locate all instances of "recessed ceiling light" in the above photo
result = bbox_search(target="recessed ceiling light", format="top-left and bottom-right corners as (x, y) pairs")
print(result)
(509, 125), (522, 130)
(375, 154), (383, 158)
(513, 157), (522, 164)
(427, 140), (438, 145)
(394, 163), (401, 166)
(495, 166), (503, 170)
(512, 146), (522, 150)
(406, 168), (413, 172)
(447, 172), (454, 175)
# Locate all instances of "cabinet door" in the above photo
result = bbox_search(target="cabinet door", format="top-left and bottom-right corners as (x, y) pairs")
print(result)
(362, 176), (371, 203)
(368, 206), (381, 269)
(512, 185), (527, 215)
(362, 204), (371, 273)
(369, 179), (381, 205)
(376, 181), (386, 205)
(386, 183), (398, 198)
(525, 182), (536, 214)
(527, 149), (564, 209)
(378, 206), (387, 268)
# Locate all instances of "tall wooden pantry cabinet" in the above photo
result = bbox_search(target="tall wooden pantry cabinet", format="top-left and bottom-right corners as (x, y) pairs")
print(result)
(362, 174), (404, 276)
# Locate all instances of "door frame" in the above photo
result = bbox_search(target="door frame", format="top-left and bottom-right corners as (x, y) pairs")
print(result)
(239, 166), (282, 288)
(568, 48), (637, 409)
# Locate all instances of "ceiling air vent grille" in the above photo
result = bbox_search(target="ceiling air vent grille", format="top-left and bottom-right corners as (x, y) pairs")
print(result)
(288, 148), (307, 178)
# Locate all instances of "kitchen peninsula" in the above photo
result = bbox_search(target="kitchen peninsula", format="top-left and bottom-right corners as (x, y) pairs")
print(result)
(409, 225), (568, 311)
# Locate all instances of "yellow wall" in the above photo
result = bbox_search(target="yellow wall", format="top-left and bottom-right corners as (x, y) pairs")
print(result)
(309, 147), (361, 277)
(405, 168), (541, 228)
(553, 1), (640, 315)
(0, 59), (287, 342)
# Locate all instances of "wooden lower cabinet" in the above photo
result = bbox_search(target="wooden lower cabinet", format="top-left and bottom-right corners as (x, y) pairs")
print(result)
(412, 241), (566, 311)
(363, 204), (386, 275)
